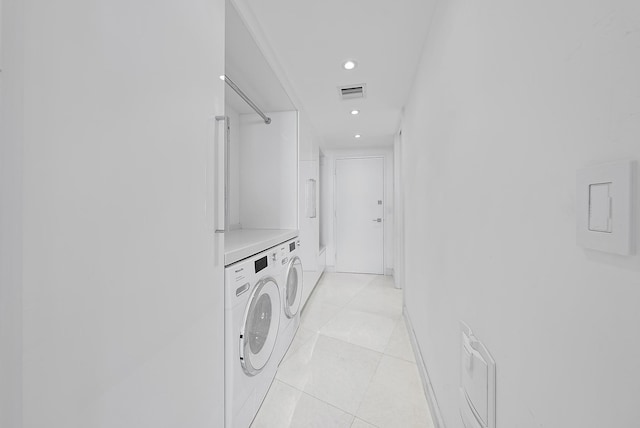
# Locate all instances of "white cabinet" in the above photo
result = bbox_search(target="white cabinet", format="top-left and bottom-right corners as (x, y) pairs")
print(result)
(4, 1), (227, 426)
(299, 160), (320, 271)
(299, 156), (325, 307)
(225, 3), (298, 240)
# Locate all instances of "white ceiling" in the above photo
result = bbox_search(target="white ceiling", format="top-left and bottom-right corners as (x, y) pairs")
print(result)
(231, 0), (438, 149)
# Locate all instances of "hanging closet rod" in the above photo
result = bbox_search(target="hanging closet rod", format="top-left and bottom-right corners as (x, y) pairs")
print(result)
(222, 75), (271, 125)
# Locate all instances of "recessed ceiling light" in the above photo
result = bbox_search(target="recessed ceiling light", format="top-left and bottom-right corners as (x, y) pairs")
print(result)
(351, 110), (360, 115)
(343, 60), (357, 70)
(355, 134), (361, 138)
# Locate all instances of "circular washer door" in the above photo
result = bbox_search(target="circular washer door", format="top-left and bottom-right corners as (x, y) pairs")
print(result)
(240, 277), (281, 376)
(284, 256), (303, 318)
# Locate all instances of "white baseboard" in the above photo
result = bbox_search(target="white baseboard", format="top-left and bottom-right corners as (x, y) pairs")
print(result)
(403, 306), (446, 428)
(384, 268), (394, 276)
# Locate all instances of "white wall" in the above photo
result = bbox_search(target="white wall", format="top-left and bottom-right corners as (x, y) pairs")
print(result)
(239, 110), (298, 230)
(401, 1), (640, 427)
(1, 0), (24, 425)
(321, 148), (394, 275)
(9, 1), (227, 426)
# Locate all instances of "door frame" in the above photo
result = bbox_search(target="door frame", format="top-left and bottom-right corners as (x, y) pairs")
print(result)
(333, 155), (385, 274)
(394, 131), (405, 289)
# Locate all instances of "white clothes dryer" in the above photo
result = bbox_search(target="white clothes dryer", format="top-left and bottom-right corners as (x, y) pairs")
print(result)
(274, 237), (303, 365)
(225, 247), (282, 428)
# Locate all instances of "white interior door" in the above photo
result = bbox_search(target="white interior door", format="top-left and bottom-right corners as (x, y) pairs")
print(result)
(335, 157), (384, 274)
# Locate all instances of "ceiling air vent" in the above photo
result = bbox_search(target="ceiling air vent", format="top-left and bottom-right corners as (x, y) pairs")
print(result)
(339, 83), (366, 100)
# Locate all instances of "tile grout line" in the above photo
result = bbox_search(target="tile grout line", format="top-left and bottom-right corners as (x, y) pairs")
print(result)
(274, 333), (384, 416)
(321, 323), (398, 355)
(382, 318), (419, 364)
(276, 332), (386, 421)
(304, 279), (403, 341)
(337, 280), (404, 319)
(340, 276), (420, 428)
(272, 273), (412, 428)
(273, 377), (359, 424)
(314, 277), (404, 356)
(279, 325), (318, 364)
(314, 273), (379, 309)
(352, 416), (382, 428)
(349, 277), (398, 425)
(300, 331), (386, 360)
(352, 344), (386, 428)
(351, 353), (427, 428)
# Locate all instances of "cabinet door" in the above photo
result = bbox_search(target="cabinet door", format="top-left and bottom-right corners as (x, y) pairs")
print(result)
(19, 1), (226, 426)
(298, 160), (320, 271)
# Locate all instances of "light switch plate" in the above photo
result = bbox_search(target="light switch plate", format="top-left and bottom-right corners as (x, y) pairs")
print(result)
(577, 160), (635, 255)
(588, 182), (612, 233)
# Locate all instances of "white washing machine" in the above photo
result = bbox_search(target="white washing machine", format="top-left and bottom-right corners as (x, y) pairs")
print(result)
(225, 247), (282, 428)
(274, 237), (303, 365)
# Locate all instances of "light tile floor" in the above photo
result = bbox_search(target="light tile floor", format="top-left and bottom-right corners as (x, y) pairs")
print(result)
(251, 273), (435, 428)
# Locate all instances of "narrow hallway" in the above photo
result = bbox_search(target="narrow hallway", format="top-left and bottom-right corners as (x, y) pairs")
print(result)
(252, 273), (434, 428)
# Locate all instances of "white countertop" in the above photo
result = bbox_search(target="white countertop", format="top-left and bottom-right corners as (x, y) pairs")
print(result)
(224, 228), (299, 266)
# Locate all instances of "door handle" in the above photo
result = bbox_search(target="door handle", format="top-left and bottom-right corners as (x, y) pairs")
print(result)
(214, 115), (228, 234)
(372, 218), (382, 223)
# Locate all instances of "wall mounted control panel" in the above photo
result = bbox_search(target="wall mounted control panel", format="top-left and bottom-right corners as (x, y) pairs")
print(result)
(577, 160), (635, 255)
